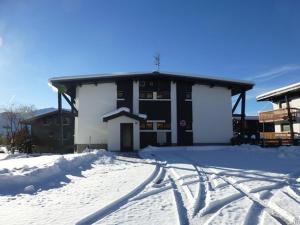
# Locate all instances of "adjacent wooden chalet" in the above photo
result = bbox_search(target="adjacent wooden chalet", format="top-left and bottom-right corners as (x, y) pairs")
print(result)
(48, 71), (254, 151)
(23, 108), (74, 153)
(257, 82), (300, 145)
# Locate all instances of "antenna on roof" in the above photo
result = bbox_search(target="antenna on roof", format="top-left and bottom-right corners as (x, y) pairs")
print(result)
(154, 53), (160, 71)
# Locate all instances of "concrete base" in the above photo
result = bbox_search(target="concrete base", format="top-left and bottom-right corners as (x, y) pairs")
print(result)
(75, 144), (108, 153)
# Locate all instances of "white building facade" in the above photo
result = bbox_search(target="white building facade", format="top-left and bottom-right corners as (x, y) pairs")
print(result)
(49, 72), (254, 151)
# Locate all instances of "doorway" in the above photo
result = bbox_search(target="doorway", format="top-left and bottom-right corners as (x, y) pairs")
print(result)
(120, 123), (133, 151)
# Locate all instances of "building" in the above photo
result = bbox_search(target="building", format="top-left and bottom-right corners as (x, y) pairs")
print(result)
(23, 108), (74, 153)
(257, 82), (300, 145)
(49, 71), (254, 151)
(233, 116), (274, 140)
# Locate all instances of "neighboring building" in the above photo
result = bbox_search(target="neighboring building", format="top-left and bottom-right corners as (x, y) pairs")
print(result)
(23, 108), (74, 153)
(49, 71), (254, 151)
(233, 116), (274, 140)
(257, 82), (300, 145)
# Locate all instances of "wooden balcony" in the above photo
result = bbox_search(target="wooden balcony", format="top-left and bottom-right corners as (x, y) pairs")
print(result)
(259, 108), (300, 123)
(260, 132), (292, 139)
(260, 132), (300, 146)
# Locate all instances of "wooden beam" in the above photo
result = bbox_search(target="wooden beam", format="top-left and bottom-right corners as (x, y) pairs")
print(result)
(285, 95), (295, 142)
(62, 93), (78, 116)
(240, 91), (246, 141)
(58, 92), (63, 153)
(232, 93), (243, 114)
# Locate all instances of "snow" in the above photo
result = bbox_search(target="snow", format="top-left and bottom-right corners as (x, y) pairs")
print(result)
(0, 150), (114, 195)
(101, 107), (147, 121)
(102, 107), (130, 119)
(0, 145), (300, 225)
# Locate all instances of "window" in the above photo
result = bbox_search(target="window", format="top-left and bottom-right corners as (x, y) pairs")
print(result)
(117, 90), (125, 99)
(139, 81), (145, 87)
(157, 122), (171, 130)
(63, 117), (70, 125)
(281, 124), (290, 132)
(157, 91), (170, 99)
(185, 92), (192, 100)
(63, 132), (69, 139)
(140, 122), (153, 130)
(140, 91), (153, 99)
(149, 81), (154, 86)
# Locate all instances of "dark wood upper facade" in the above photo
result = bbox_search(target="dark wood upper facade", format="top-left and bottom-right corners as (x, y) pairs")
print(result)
(24, 110), (74, 153)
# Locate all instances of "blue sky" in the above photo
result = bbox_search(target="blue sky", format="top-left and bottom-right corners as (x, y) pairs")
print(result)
(0, 0), (300, 115)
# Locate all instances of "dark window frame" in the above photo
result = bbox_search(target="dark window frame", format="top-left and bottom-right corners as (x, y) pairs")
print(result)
(140, 91), (153, 99)
(140, 122), (154, 130)
(157, 91), (170, 99)
(117, 90), (125, 99)
(157, 122), (171, 130)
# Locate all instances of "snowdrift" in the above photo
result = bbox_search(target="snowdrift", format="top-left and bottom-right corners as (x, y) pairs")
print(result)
(0, 150), (114, 195)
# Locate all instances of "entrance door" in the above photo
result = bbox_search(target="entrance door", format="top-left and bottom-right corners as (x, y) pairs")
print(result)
(120, 123), (133, 151)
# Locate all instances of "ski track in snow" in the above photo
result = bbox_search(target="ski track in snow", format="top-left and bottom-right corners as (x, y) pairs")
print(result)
(3, 147), (300, 225)
(149, 150), (300, 225)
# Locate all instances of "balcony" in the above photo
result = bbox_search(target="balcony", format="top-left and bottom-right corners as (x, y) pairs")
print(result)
(259, 108), (300, 123)
(260, 132), (300, 146)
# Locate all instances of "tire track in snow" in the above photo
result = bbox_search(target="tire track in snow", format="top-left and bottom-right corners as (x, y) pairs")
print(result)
(169, 175), (189, 225)
(192, 165), (212, 217)
(174, 153), (292, 225)
(213, 173), (291, 225)
(75, 164), (160, 225)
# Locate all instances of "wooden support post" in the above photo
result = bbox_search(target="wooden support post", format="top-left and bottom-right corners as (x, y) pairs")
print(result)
(58, 92), (63, 153)
(62, 93), (78, 116)
(285, 95), (295, 143)
(240, 91), (246, 142)
(232, 93), (243, 114)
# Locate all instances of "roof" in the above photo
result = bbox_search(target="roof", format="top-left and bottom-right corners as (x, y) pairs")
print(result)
(102, 107), (147, 122)
(49, 71), (254, 97)
(257, 81), (300, 102)
(23, 108), (72, 123)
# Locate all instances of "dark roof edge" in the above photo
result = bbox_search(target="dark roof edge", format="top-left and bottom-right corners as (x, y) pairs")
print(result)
(49, 71), (254, 87)
(23, 109), (72, 123)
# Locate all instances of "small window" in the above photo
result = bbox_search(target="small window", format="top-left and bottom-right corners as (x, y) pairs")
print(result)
(149, 81), (154, 86)
(63, 117), (70, 125)
(63, 132), (69, 139)
(140, 122), (153, 130)
(140, 91), (153, 99)
(157, 91), (170, 99)
(139, 81), (145, 87)
(117, 90), (125, 99)
(281, 124), (290, 132)
(157, 122), (171, 130)
(185, 92), (192, 100)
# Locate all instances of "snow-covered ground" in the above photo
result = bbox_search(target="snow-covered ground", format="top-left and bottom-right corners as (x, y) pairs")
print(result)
(0, 145), (300, 225)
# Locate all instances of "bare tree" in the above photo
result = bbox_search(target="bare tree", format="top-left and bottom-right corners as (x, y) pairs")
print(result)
(1, 104), (35, 153)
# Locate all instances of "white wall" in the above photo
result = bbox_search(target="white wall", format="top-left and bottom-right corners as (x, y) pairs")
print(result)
(107, 116), (140, 151)
(171, 81), (177, 144)
(192, 84), (233, 143)
(75, 83), (117, 145)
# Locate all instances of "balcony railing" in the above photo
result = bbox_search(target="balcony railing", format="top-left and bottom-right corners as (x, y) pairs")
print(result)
(259, 108), (300, 123)
(260, 132), (300, 146)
